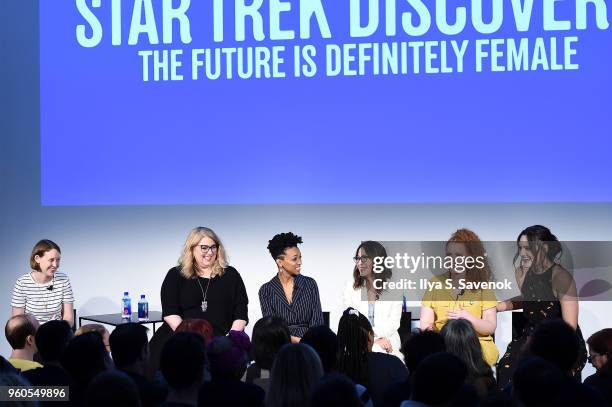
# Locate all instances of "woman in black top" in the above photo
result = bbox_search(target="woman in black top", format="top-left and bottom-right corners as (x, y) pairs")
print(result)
(149, 227), (249, 373)
(496, 225), (587, 388)
(259, 232), (324, 343)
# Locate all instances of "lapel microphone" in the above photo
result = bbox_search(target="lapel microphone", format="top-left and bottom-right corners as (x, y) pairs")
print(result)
(47, 275), (55, 291)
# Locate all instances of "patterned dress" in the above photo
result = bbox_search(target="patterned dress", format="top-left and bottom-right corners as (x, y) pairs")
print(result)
(496, 264), (587, 388)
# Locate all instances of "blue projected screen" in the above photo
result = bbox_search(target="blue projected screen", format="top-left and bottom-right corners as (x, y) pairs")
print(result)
(40, 1), (612, 205)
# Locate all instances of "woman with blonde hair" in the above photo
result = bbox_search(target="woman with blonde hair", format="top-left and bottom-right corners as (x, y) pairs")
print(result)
(149, 227), (248, 374)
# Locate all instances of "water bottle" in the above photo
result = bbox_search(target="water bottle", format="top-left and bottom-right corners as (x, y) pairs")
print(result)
(122, 292), (132, 321)
(138, 294), (149, 321)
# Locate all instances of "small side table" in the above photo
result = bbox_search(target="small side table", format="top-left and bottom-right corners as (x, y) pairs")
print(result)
(79, 311), (163, 332)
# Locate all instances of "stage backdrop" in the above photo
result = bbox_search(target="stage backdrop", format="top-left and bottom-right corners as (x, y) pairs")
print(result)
(2, 1), (612, 379)
(40, 0), (611, 205)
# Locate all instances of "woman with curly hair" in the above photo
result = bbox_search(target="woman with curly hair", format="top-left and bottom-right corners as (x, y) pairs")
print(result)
(420, 228), (499, 366)
(259, 232), (323, 343)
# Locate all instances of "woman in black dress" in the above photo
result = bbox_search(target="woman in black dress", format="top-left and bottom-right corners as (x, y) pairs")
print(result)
(149, 227), (249, 373)
(496, 225), (587, 388)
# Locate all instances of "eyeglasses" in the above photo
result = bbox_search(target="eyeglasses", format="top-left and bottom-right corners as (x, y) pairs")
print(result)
(200, 244), (218, 254)
(353, 255), (371, 263)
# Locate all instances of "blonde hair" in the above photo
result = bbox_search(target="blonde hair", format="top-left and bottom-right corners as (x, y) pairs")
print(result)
(178, 227), (228, 279)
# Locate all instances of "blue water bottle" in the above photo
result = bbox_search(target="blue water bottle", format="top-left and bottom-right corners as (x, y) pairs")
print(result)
(122, 292), (132, 321)
(138, 294), (149, 321)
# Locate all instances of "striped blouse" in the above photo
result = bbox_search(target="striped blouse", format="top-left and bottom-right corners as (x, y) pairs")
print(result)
(259, 274), (324, 338)
(11, 272), (75, 323)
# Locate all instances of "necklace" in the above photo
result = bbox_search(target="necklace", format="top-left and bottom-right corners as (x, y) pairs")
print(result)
(196, 276), (212, 312)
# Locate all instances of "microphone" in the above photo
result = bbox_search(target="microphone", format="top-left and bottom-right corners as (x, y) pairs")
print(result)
(47, 285), (53, 291)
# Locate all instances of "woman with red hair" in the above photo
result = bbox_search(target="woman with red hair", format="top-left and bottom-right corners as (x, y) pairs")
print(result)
(420, 228), (499, 366)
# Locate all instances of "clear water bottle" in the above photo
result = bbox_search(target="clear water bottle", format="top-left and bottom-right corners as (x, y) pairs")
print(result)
(138, 294), (149, 321)
(122, 292), (131, 321)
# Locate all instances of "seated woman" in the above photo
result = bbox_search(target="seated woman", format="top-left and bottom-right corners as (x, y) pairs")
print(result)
(11, 240), (74, 327)
(343, 241), (402, 359)
(149, 227), (248, 373)
(337, 307), (408, 407)
(420, 228), (499, 367)
(496, 225), (587, 388)
(259, 232), (324, 343)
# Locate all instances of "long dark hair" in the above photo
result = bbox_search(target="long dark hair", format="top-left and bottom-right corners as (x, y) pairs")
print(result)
(515, 225), (563, 271)
(266, 344), (323, 407)
(352, 241), (392, 296)
(441, 319), (492, 382)
(251, 317), (290, 370)
(336, 308), (372, 387)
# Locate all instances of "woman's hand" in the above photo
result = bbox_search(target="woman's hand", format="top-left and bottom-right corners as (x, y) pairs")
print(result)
(291, 336), (301, 343)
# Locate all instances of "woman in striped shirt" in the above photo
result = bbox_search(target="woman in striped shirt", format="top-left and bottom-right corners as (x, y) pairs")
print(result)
(11, 240), (75, 327)
(259, 232), (324, 343)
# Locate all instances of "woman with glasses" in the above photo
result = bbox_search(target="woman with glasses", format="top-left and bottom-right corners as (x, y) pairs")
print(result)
(149, 227), (249, 373)
(343, 241), (403, 359)
(259, 232), (324, 343)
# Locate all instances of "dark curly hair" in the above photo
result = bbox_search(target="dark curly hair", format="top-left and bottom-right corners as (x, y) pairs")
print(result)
(267, 232), (303, 259)
(515, 225), (563, 270)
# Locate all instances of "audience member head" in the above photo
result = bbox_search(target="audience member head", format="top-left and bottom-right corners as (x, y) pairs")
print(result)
(301, 326), (338, 373)
(76, 323), (110, 353)
(35, 320), (73, 364)
(512, 356), (564, 406)
(251, 316), (290, 370)
(401, 330), (446, 373)
(587, 327), (612, 372)
(310, 374), (361, 407)
(441, 319), (492, 380)
(411, 352), (467, 406)
(208, 330), (250, 380)
(337, 307), (372, 386)
(109, 323), (149, 372)
(529, 319), (579, 375)
(266, 343), (323, 407)
(61, 331), (111, 387)
(86, 370), (141, 406)
(176, 318), (214, 345)
(5, 314), (39, 355)
(161, 331), (206, 391)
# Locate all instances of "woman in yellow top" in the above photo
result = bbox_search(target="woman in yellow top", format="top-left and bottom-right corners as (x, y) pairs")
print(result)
(420, 229), (499, 366)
